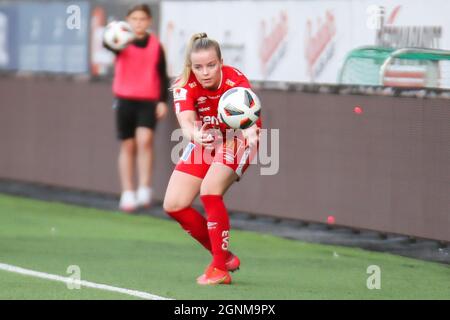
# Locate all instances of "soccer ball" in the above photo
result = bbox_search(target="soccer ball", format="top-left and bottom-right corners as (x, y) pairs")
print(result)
(218, 87), (261, 129)
(103, 21), (135, 51)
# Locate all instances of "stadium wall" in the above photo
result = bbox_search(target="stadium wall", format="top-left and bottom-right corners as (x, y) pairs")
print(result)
(0, 76), (449, 242)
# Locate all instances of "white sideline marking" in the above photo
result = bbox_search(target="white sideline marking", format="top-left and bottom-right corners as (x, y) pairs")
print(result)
(0, 262), (172, 300)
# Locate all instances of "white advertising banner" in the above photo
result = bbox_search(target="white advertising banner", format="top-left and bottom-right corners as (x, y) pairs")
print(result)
(160, 0), (450, 84)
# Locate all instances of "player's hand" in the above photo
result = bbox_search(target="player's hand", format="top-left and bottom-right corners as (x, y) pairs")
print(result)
(193, 123), (215, 148)
(156, 102), (168, 120)
(242, 124), (260, 148)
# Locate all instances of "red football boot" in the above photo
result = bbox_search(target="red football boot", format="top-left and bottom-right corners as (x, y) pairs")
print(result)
(225, 253), (240, 272)
(196, 252), (240, 284)
(197, 267), (231, 285)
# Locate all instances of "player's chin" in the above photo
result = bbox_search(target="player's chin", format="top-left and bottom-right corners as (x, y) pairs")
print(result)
(134, 28), (146, 35)
(201, 82), (215, 90)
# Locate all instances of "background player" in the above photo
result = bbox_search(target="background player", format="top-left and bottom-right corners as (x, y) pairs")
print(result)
(105, 4), (169, 212)
(163, 33), (261, 285)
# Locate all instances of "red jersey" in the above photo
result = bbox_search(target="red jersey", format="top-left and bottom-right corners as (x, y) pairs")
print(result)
(173, 65), (261, 132)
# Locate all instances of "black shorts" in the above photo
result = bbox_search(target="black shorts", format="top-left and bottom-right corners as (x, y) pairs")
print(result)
(114, 97), (158, 140)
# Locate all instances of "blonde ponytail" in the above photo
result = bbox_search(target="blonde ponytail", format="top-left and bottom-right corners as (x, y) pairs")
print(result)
(172, 32), (222, 89)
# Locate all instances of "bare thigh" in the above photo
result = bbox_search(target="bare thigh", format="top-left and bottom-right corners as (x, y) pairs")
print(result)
(200, 163), (238, 196)
(163, 170), (203, 212)
(135, 127), (154, 150)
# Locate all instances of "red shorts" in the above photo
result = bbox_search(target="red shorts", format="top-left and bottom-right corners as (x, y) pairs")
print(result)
(175, 132), (258, 180)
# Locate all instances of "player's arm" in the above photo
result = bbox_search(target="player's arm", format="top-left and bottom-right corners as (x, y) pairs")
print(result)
(173, 86), (214, 146)
(155, 46), (169, 119)
(158, 46), (170, 104)
(102, 41), (120, 55)
(241, 123), (260, 147)
(102, 36), (134, 55)
(177, 111), (214, 147)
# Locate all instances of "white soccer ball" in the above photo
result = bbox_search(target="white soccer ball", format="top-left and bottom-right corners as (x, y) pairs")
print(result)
(103, 21), (135, 51)
(218, 87), (261, 129)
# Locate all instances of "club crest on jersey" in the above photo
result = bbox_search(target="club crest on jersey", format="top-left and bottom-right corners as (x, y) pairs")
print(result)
(173, 88), (187, 101)
(225, 79), (236, 87)
(188, 82), (197, 88)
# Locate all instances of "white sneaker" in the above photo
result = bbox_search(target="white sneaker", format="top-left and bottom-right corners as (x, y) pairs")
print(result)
(136, 186), (153, 208)
(119, 190), (137, 213)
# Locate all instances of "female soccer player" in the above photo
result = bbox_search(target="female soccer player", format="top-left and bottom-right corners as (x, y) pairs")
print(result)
(105, 4), (169, 212)
(163, 33), (261, 285)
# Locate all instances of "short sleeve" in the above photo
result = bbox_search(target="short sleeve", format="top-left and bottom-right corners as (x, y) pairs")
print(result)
(173, 87), (195, 114)
(232, 67), (251, 89)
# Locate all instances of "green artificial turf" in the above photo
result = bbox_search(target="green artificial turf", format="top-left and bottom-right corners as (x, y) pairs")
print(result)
(0, 194), (448, 300)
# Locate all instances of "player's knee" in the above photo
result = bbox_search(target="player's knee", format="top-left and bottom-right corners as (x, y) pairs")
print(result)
(163, 197), (187, 213)
(136, 136), (153, 150)
(162, 197), (174, 212)
(199, 183), (221, 197)
(120, 139), (136, 154)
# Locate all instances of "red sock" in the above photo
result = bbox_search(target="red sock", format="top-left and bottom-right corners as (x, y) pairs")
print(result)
(200, 195), (230, 271)
(166, 207), (211, 252)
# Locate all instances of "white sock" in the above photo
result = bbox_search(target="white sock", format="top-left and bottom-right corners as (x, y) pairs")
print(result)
(119, 190), (137, 210)
(137, 186), (152, 206)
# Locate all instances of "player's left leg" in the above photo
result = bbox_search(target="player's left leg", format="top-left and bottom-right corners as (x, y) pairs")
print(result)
(135, 127), (154, 207)
(163, 169), (211, 252)
(197, 132), (259, 285)
(135, 101), (158, 207)
(197, 163), (239, 285)
(115, 98), (139, 212)
(118, 138), (137, 212)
